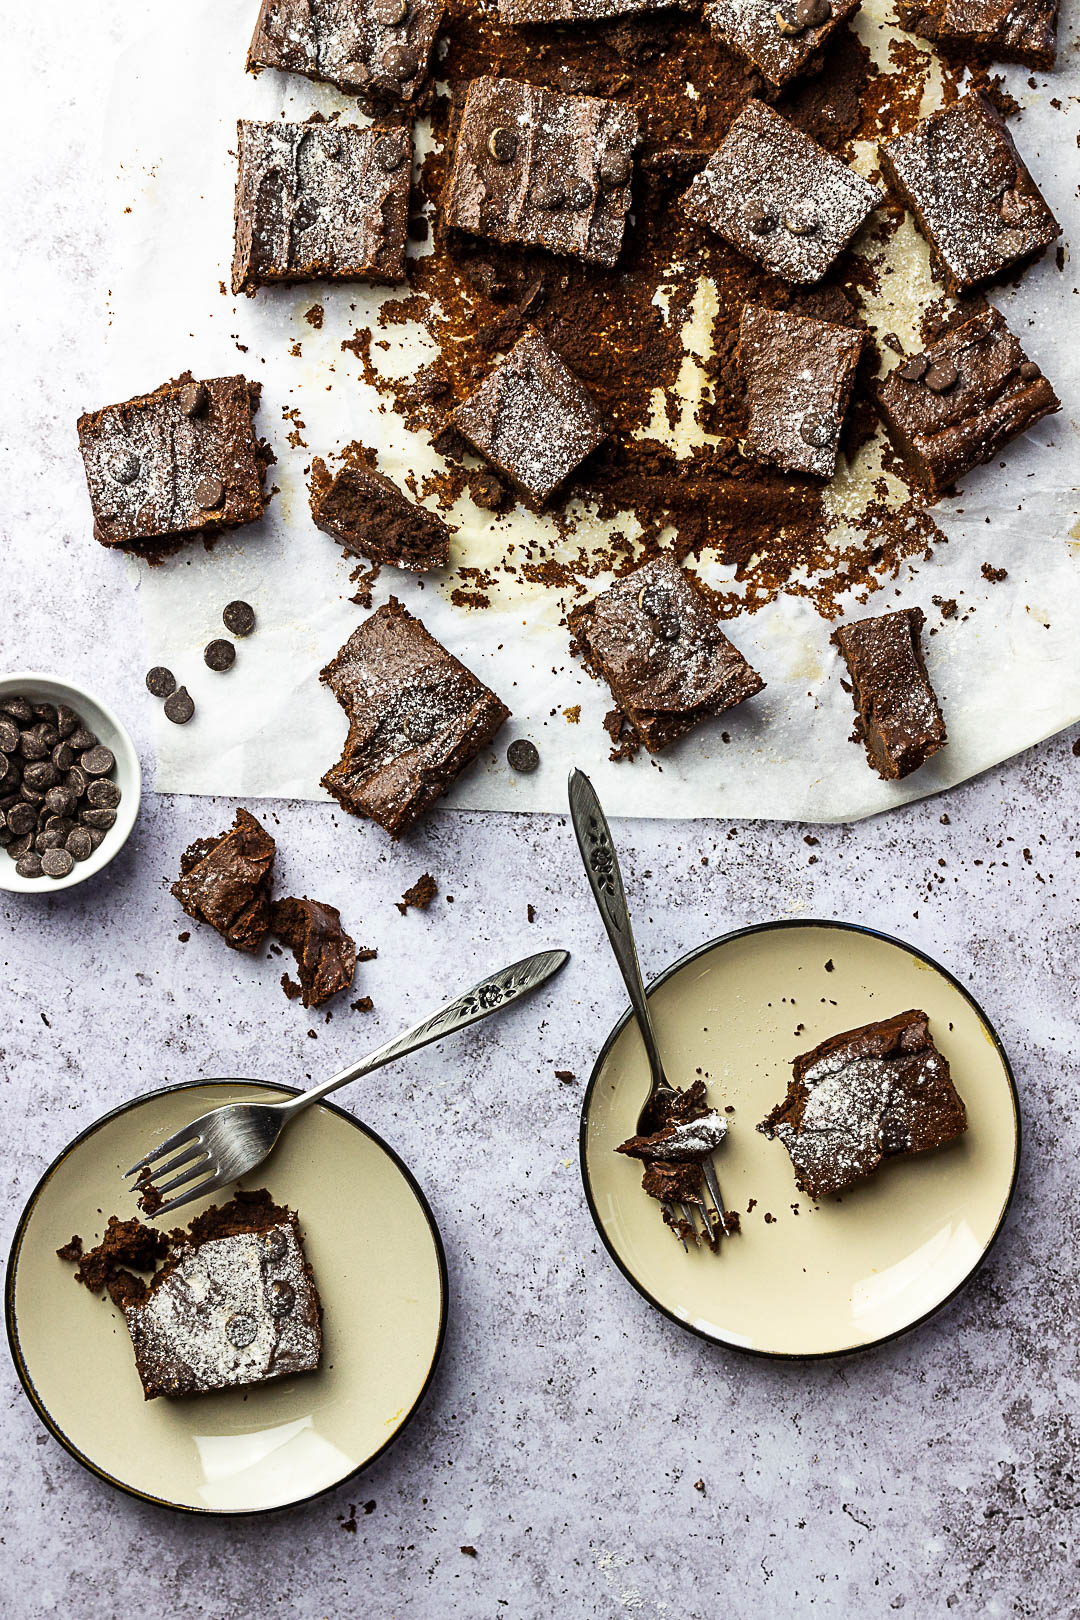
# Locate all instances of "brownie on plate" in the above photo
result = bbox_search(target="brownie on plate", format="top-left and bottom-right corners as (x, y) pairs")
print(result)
(896, 0), (1058, 70)
(247, 0), (445, 102)
(310, 444), (451, 570)
(272, 897), (358, 1008)
(171, 807), (276, 952)
(616, 1079), (731, 1246)
(737, 303), (864, 478)
(706, 0), (863, 92)
(832, 607), (946, 780)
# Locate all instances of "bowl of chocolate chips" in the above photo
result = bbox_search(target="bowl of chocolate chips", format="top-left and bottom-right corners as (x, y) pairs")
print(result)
(0, 673), (141, 893)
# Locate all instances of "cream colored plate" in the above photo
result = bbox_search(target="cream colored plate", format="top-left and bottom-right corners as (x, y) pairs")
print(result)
(6, 1083), (447, 1513)
(581, 922), (1019, 1358)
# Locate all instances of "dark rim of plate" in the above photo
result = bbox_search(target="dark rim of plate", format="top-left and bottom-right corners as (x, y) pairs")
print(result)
(578, 917), (1021, 1363)
(5, 1078), (450, 1517)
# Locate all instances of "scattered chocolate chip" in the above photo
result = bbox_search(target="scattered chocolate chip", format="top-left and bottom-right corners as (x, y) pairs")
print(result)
(195, 474), (224, 509)
(898, 353), (928, 382)
(87, 778), (121, 809)
(204, 639), (236, 672)
(507, 738), (540, 774)
(534, 182), (566, 211)
(487, 127), (518, 164)
(179, 381), (208, 417)
(567, 179), (593, 211)
(80, 745), (115, 777)
(223, 600), (256, 637)
(15, 852), (43, 879)
(41, 848), (74, 880)
(146, 666), (177, 698)
(925, 360), (958, 393)
(164, 686), (195, 725)
(1019, 359), (1042, 381)
(263, 1228), (288, 1262)
(225, 1312), (258, 1348)
(66, 827), (93, 862)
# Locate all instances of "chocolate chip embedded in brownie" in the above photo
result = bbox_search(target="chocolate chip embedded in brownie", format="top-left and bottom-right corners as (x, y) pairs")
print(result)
(171, 807), (276, 952)
(875, 305), (1060, 496)
(232, 120), (411, 295)
(706, 0), (863, 92)
(450, 330), (608, 506)
(832, 606), (946, 780)
(272, 896), (358, 1008)
(442, 77), (638, 268)
(879, 91), (1060, 294)
(737, 303), (864, 478)
(77, 375), (273, 552)
(320, 598), (511, 837)
(247, 0), (445, 102)
(681, 101), (881, 285)
(310, 444), (451, 570)
(570, 552), (765, 755)
(896, 0), (1057, 71)
(758, 1010), (967, 1200)
(500, 0), (693, 17)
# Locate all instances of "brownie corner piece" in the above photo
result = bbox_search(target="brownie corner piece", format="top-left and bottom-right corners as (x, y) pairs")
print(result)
(272, 896), (358, 1008)
(310, 446), (451, 570)
(171, 807), (276, 951)
(450, 329), (607, 505)
(832, 605), (946, 780)
(895, 0), (1057, 70)
(320, 599), (510, 836)
(232, 119), (411, 295)
(247, 0), (445, 102)
(706, 0), (863, 92)
(77, 374), (271, 552)
(737, 303), (864, 478)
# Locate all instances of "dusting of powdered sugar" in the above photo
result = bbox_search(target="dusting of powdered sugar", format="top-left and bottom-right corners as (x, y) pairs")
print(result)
(634, 1111), (729, 1162)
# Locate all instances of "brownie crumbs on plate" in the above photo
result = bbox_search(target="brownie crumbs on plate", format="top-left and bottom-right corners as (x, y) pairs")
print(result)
(171, 807), (276, 952)
(58, 1214), (172, 1308)
(310, 442), (451, 570)
(397, 873), (438, 913)
(272, 896), (360, 1008)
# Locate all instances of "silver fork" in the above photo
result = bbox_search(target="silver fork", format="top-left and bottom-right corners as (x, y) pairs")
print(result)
(568, 768), (728, 1251)
(124, 948), (569, 1219)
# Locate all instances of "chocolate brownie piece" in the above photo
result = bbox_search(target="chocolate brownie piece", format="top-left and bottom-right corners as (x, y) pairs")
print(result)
(682, 101), (881, 284)
(706, 0), (863, 92)
(232, 120), (411, 295)
(500, 0), (692, 16)
(171, 807), (276, 952)
(832, 606), (946, 780)
(875, 306), (1059, 495)
(616, 1079), (729, 1245)
(879, 91), (1060, 293)
(450, 330), (607, 506)
(570, 552), (765, 754)
(442, 77), (638, 268)
(737, 303), (864, 478)
(310, 444), (450, 570)
(59, 1215), (171, 1307)
(758, 1010), (967, 1200)
(77, 375), (272, 552)
(272, 896), (358, 1008)
(896, 0), (1057, 70)
(247, 0), (445, 102)
(321, 598), (510, 836)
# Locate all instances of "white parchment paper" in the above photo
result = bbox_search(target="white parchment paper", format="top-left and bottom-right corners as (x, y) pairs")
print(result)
(97, 0), (1080, 822)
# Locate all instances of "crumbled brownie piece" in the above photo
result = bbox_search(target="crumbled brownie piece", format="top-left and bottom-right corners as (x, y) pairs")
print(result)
(396, 873), (438, 913)
(706, 0), (863, 92)
(247, 0), (445, 102)
(616, 1079), (728, 1246)
(272, 897), (358, 1008)
(641, 1160), (706, 1202)
(878, 91), (1060, 293)
(232, 120), (411, 295)
(616, 1109), (729, 1162)
(758, 1010), (967, 1199)
(171, 807), (276, 952)
(737, 303), (864, 478)
(832, 606), (947, 780)
(896, 0), (1057, 70)
(570, 552), (764, 754)
(875, 306), (1059, 496)
(77, 375), (272, 552)
(321, 599), (511, 837)
(59, 1215), (171, 1306)
(682, 101), (881, 284)
(310, 444), (451, 570)
(442, 77), (638, 268)
(501, 0), (692, 15)
(451, 330), (607, 505)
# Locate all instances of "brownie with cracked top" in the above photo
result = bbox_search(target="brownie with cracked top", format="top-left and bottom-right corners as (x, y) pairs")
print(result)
(737, 303), (864, 478)
(759, 1010), (967, 1200)
(896, 0), (1057, 70)
(272, 896), (358, 1008)
(321, 598), (511, 837)
(570, 552), (765, 754)
(171, 807), (276, 952)
(876, 306), (1059, 495)
(450, 330), (608, 506)
(832, 607), (946, 780)
(232, 119), (411, 295)
(247, 0), (445, 102)
(706, 0), (863, 92)
(310, 444), (451, 570)
(442, 77), (638, 268)
(500, 0), (693, 16)
(879, 92), (1059, 294)
(77, 374), (272, 552)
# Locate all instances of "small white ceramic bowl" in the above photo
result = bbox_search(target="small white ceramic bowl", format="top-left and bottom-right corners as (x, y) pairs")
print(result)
(0, 672), (141, 894)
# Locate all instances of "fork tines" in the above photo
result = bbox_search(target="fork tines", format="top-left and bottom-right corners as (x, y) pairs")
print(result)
(661, 1159), (730, 1252)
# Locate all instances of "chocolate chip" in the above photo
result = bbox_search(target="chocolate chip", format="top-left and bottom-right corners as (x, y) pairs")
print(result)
(0, 697), (33, 724)
(69, 726), (97, 751)
(795, 0), (832, 23)
(222, 601), (256, 637)
(146, 666), (177, 698)
(564, 180), (591, 211)
(24, 761), (59, 792)
(1019, 359), (1042, 381)
(341, 58), (371, 86)
(381, 45), (418, 83)
(262, 1228), (288, 1262)
(784, 204), (818, 235)
(204, 639), (236, 672)
(599, 151), (632, 188)
(746, 204), (774, 235)
(35, 829), (66, 853)
(66, 827), (93, 861)
(374, 0), (408, 17)
(294, 196), (321, 232)
(800, 412), (834, 450)
(179, 381), (207, 417)
(270, 1280), (296, 1316)
(33, 703), (58, 727)
(0, 719), (18, 754)
(45, 786), (76, 819)
(925, 360), (958, 393)
(113, 451), (140, 484)
(80, 746), (115, 777)
(405, 713), (434, 744)
(56, 706), (79, 738)
(8, 832), (32, 859)
(87, 778), (121, 809)
(15, 853), (43, 879)
(507, 739), (540, 774)
(998, 187), (1030, 227)
(487, 127), (518, 164)
(534, 182), (567, 211)
(65, 765), (87, 798)
(87, 826), (107, 850)
(226, 1312), (258, 1349)
(41, 848), (74, 880)
(19, 727), (49, 762)
(195, 475), (225, 510)
(80, 806), (117, 831)
(51, 741), (75, 772)
(898, 352), (928, 382)
(164, 686), (195, 725)
(45, 816), (76, 837)
(774, 7), (805, 32)
(6, 802), (35, 836)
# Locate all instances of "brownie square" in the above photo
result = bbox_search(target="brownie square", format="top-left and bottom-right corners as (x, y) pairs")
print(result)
(171, 807), (276, 952)
(321, 599), (510, 837)
(272, 897), (357, 1008)
(832, 607), (946, 780)
(682, 101), (881, 284)
(500, 0), (691, 15)
(450, 330), (608, 505)
(570, 552), (765, 753)
(310, 444), (451, 570)
(896, 0), (1057, 70)
(247, 0), (445, 102)
(758, 1010), (967, 1200)
(737, 303), (864, 478)
(77, 375), (272, 552)
(876, 306), (1059, 495)
(232, 120), (411, 295)
(879, 91), (1060, 293)
(706, 0), (863, 92)
(442, 77), (638, 268)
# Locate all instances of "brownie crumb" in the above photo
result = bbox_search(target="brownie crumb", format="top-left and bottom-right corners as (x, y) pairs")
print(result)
(555, 1069), (576, 1083)
(351, 996), (375, 1013)
(981, 563), (1008, 583)
(396, 873), (438, 914)
(281, 973), (304, 1001)
(460, 1546), (478, 1558)
(55, 1236), (83, 1264)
